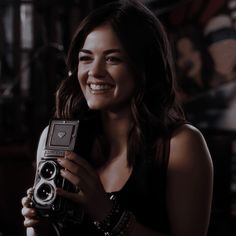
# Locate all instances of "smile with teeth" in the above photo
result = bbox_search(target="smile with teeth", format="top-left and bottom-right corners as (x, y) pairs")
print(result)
(89, 83), (113, 91)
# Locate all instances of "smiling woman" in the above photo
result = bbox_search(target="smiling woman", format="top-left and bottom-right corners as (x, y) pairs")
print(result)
(21, 1), (213, 236)
(77, 24), (135, 111)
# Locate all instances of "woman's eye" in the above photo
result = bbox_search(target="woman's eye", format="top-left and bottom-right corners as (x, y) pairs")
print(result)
(78, 56), (92, 62)
(106, 56), (122, 64)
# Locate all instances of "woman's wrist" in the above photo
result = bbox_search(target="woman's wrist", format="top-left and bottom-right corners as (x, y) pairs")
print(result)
(93, 194), (136, 236)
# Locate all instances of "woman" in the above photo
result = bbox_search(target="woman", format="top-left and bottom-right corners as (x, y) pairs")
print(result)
(21, 0), (213, 235)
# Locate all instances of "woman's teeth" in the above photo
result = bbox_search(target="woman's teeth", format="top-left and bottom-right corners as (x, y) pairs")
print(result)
(89, 83), (112, 91)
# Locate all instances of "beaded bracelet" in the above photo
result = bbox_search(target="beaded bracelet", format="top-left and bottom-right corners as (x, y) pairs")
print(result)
(111, 210), (136, 236)
(93, 195), (124, 234)
(93, 195), (136, 236)
(121, 212), (136, 235)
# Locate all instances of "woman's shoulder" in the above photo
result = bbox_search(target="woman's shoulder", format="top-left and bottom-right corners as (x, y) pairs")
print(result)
(170, 124), (205, 146)
(166, 125), (213, 236)
(168, 123), (213, 169)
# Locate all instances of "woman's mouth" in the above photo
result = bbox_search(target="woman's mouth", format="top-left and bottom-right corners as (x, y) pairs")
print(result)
(88, 83), (114, 92)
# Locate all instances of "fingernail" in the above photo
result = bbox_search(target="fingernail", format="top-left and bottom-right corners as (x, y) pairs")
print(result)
(30, 209), (35, 215)
(65, 151), (71, 157)
(27, 188), (33, 195)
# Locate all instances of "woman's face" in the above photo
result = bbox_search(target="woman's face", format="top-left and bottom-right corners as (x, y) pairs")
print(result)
(77, 24), (135, 113)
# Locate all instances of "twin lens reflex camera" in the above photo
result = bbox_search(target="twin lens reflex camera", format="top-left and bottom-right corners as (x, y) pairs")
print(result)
(32, 119), (83, 222)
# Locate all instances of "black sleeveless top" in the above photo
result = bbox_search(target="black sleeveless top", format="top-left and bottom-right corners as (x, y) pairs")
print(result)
(55, 133), (172, 235)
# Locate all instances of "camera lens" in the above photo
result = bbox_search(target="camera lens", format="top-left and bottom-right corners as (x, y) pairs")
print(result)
(39, 161), (57, 180)
(36, 183), (54, 202)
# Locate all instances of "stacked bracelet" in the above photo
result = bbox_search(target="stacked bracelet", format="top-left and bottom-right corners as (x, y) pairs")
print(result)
(93, 195), (136, 236)
(111, 210), (136, 236)
(93, 195), (124, 234)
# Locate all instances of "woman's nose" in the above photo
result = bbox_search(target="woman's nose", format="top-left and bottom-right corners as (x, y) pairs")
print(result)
(88, 58), (106, 78)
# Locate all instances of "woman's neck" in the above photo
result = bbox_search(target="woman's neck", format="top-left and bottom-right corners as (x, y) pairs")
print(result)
(101, 110), (132, 158)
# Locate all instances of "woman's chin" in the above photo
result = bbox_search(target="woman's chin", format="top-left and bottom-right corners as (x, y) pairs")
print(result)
(87, 102), (105, 110)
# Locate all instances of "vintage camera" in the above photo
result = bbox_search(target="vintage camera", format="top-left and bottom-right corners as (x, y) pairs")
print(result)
(32, 119), (83, 222)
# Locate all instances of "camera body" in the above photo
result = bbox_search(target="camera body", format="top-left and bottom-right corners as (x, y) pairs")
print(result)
(32, 119), (83, 222)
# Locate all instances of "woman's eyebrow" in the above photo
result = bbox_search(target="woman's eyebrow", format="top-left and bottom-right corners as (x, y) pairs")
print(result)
(79, 49), (92, 54)
(79, 48), (122, 54)
(103, 49), (122, 54)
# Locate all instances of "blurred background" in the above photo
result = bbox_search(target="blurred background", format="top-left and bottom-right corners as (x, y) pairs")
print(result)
(0, 0), (236, 235)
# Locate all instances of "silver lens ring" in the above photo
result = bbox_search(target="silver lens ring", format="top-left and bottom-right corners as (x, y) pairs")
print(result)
(34, 182), (56, 205)
(39, 161), (57, 180)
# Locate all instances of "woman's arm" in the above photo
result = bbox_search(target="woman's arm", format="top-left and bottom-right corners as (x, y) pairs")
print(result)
(167, 124), (213, 236)
(127, 124), (213, 236)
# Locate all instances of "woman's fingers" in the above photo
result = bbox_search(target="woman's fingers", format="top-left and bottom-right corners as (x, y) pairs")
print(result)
(21, 196), (29, 206)
(60, 169), (86, 191)
(22, 188), (34, 209)
(64, 151), (96, 176)
(56, 151), (108, 218)
(21, 196), (40, 228)
(57, 157), (87, 177)
(27, 187), (34, 196)
(21, 187), (54, 231)
(23, 218), (40, 228)
(57, 151), (98, 191)
(21, 196), (33, 208)
(56, 187), (83, 204)
(21, 206), (37, 218)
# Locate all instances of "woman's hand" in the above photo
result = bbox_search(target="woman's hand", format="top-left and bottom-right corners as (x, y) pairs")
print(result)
(21, 188), (55, 236)
(21, 188), (41, 228)
(56, 151), (112, 221)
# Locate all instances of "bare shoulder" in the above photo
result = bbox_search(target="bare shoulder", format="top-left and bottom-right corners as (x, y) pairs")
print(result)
(167, 124), (214, 235)
(169, 123), (213, 169)
(171, 123), (205, 145)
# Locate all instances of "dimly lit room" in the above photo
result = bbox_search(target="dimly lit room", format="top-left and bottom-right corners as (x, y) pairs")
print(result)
(0, 0), (236, 235)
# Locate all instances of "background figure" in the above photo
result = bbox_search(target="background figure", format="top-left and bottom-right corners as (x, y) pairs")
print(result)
(204, 14), (236, 83)
(173, 26), (215, 103)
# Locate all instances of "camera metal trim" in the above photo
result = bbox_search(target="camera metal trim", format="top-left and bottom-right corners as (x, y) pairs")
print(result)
(45, 119), (79, 152)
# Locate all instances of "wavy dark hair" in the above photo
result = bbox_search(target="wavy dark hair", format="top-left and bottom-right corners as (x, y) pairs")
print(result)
(54, 0), (185, 166)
